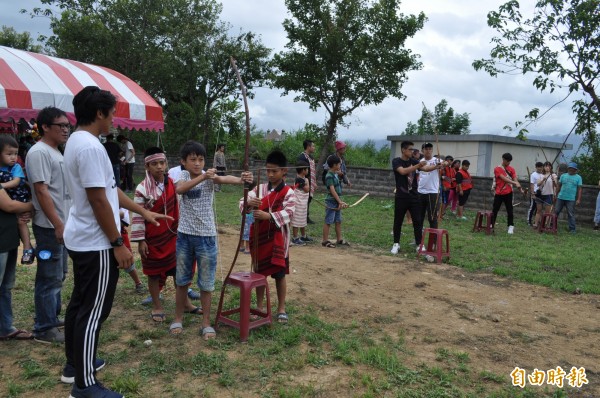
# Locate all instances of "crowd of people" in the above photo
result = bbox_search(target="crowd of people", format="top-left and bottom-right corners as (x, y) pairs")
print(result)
(0, 87), (597, 396)
(390, 140), (589, 256)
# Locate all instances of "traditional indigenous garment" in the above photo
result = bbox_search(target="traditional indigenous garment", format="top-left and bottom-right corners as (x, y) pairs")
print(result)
(243, 181), (295, 276)
(130, 155), (179, 279)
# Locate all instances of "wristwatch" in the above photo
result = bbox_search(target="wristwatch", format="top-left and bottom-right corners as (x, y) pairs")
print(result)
(110, 236), (124, 247)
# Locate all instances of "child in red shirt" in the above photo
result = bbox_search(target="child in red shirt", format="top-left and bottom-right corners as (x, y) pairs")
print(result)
(492, 153), (524, 234)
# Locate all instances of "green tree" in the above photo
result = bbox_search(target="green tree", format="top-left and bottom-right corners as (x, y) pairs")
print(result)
(0, 25), (42, 52)
(273, 0), (426, 168)
(473, 0), (600, 137)
(403, 99), (471, 135)
(28, 0), (271, 150)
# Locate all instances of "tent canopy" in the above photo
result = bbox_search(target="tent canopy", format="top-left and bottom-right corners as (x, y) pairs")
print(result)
(0, 45), (164, 132)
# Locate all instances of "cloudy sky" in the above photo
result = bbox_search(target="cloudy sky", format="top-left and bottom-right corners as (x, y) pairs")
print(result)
(1, 0), (579, 142)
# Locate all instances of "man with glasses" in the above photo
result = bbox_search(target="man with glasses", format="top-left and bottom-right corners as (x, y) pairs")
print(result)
(390, 141), (426, 254)
(26, 107), (72, 344)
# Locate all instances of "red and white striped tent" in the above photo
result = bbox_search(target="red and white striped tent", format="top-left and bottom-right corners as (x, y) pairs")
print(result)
(0, 45), (164, 132)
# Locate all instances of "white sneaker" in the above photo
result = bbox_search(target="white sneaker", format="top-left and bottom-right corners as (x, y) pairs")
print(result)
(508, 226), (514, 234)
(390, 243), (400, 254)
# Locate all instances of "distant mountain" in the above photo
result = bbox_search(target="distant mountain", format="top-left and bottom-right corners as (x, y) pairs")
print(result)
(526, 134), (585, 161)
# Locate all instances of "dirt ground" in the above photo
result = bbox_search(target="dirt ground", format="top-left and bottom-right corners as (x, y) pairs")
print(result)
(3, 227), (599, 397)
(237, 229), (600, 396)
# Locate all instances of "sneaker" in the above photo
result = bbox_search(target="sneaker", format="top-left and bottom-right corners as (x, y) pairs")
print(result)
(508, 226), (514, 234)
(69, 382), (123, 398)
(459, 216), (467, 221)
(34, 327), (65, 344)
(390, 243), (399, 255)
(300, 236), (313, 242)
(187, 288), (201, 300)
(141, 294), (163, 306)
(61, 358), (106, 384)
(292, 238), (305, 246)
(21, 249), (35, 265)
(135, 283), (146, 294)
(594, 224), (599, 231)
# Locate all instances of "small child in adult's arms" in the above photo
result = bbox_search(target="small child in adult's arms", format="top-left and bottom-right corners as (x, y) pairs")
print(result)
(322, 155), (348, 248)
(290, 161), (311, 246)
(0, 135), (34, 264)
(243, 150), (296, 323)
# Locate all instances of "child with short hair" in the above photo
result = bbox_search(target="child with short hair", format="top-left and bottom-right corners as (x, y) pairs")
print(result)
(173, 141), (252, 338)
(455, 160), (472, 220)
(291, 161), (311, 246)
(130, 147), (185, 324)
(322, 155), (348, 248)
(0, 135), (34, 264)
(244, 150), (295, 323)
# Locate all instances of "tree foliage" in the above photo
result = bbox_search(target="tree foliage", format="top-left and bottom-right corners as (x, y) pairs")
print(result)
(27, 0), (271, 153)
(403, 99), (470, 135)
(0, 25), (42, 52)
(473, 0), (600, 139)
(273, 0), (426, 168)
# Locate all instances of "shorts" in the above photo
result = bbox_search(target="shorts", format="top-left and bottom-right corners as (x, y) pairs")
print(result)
(176, 232), (217, 291)
(540, 194), (553, 206)
(147, 267), (176, 281)
(458, 189), (471, 206)
(270, 258), (289, 280)
(324, 198), (342, 225)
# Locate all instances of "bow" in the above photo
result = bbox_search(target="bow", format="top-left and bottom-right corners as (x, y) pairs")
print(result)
(312, 192), (370, 210)
(215, 57), (253, 324)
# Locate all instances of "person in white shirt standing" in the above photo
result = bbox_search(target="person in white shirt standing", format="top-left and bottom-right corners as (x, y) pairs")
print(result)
(62, 86), (170, 398)
(417, 142), (446, 230)
(117, 134), (135, 192)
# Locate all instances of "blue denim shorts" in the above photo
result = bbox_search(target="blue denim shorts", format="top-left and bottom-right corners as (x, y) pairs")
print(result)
(176, 233), (217, 291)
(324, 198), (342, 225)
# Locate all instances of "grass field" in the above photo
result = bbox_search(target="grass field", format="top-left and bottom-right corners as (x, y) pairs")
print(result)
(0, 184), (597, 397)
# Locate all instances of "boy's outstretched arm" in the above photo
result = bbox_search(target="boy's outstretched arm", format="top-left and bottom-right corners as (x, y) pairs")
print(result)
(214, 170), (253, 185)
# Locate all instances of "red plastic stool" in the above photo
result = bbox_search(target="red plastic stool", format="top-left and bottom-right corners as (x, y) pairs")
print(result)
(538, 213), (558, 234)
(215, 272), (272, 342)
(417, 228), (450, 263)
(473, 211), (494, 235)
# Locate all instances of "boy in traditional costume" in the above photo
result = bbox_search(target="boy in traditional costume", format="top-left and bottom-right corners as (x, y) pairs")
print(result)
(244, 150), (296, 323)
(130, 147), (194, 323)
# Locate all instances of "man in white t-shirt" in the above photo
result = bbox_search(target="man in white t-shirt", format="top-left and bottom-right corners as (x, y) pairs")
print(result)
(528, 162), (543, 226)
(117, 134), (135, 192)
(417, 142), (446, 230)
(62, 86), (170, 398)
(26, 106), (72, 344)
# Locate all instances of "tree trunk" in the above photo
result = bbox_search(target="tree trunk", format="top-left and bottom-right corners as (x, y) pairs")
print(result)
(315, 114), (338, 180)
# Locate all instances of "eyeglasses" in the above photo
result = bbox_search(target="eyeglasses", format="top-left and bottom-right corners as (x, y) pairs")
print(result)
(49, 123), (70, 130)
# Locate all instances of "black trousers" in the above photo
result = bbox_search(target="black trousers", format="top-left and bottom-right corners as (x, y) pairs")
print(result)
(419, 193), (439, 229)
(393, 193), (423, 245)
(124, 163), (135, 191)
(492, 192), (514, 227)
(307, 195), (313, 221)
(65, 249), (119, 388)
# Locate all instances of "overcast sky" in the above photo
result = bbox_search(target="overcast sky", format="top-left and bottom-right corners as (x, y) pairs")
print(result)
(1, 0), (579, 142)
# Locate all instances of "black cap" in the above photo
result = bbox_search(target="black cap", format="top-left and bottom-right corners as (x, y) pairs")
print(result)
(422, 142), (433, 149)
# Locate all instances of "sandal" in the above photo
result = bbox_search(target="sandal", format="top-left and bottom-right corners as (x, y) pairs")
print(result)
(169, 322), (183, 335)
(336, 240), (350, 246)
(0, 329), (34, 340)
(151, 312), (165, 323)
(201, 326), (216, 340)
(184, 306), (203, 315)
(276, 313), (289, 324)
(321, 241), (336, 248)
